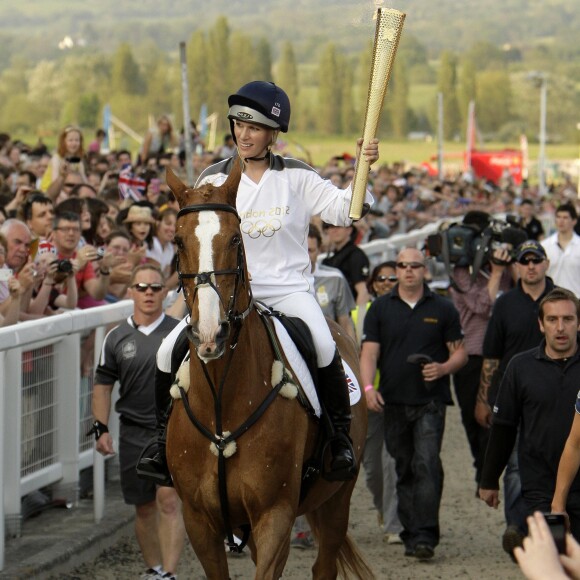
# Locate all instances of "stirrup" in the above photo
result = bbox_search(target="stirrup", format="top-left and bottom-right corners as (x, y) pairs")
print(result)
(321, 432), (357, 482)
(136, 439), (173, 487)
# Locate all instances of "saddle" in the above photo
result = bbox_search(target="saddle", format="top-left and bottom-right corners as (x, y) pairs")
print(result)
(256, 304), (338, 497)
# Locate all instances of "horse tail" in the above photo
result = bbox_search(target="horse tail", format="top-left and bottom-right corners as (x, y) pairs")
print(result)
(336, 533), (375, 580)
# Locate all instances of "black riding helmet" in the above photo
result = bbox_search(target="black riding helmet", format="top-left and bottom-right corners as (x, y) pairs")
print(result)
(227, 81), (291, 143)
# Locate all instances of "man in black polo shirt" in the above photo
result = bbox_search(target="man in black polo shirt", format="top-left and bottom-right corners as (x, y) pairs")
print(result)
(91, 264), (185, 579)
(479, 288), (580, 540)
(475, 239), (555, 556)
(360, 247), (467, 560)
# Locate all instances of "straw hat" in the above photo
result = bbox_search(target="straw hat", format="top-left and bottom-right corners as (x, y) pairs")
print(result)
(123, 205), (156, 224)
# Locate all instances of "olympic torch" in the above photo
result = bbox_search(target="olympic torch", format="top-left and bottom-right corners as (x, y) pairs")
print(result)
(349, 7), (406, 220)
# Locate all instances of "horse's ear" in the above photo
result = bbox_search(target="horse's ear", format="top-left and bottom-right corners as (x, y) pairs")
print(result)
(219, 157), (243, 205)
(165, 167), (188, 208)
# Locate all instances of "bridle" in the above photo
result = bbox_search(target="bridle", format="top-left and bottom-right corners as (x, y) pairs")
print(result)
(174, 201), (264, 552)
(175, 203), (253, 329)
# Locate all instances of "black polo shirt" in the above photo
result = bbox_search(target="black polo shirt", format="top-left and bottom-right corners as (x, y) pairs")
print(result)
(483, 277), (555, 381)
(322, 241), (369, 301)
(493, 342), (580, 496)
(362, 284), (463, 405)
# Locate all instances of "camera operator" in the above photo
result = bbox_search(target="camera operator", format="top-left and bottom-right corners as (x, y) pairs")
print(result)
(449, 236), (513, 491)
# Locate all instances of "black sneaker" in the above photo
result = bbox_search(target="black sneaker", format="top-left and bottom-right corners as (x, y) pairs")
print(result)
(414, 543), (435, 560)
(502, 525), (524, 562)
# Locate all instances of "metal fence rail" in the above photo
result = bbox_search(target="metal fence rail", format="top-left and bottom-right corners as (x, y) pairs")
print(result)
(0, 301), (134, 570)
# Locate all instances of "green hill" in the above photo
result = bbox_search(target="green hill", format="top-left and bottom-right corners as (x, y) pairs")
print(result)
(0, 0), (578, 66)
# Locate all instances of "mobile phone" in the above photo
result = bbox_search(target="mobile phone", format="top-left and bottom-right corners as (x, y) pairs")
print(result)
(543, 512), (567, 554)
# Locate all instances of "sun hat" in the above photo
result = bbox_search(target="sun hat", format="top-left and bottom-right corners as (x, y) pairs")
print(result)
(122, 205), (156, 224)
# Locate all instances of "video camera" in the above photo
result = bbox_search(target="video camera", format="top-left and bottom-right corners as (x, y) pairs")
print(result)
(426, 211), (527, 290)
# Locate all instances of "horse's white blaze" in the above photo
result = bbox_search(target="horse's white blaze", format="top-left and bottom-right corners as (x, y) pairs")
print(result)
(196, 212), (221, 341)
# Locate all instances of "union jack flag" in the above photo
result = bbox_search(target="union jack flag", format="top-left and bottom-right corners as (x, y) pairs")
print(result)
(118, 164), (146, 201)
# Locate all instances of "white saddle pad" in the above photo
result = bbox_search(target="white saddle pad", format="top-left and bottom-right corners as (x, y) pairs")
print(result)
(271, 318), (361, 418)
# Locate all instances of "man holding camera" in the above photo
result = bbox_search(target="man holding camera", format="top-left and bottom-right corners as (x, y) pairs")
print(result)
(51, 211), (116, 306)
(449, 242), (513, 490)
(476, 239), (555, 557)
(479, 288), (580, 541)
(360, 247), (467, 560)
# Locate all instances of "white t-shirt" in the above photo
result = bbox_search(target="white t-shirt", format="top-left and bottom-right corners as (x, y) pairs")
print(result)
(542, 232), (580, 296)
(146, 237), (175, 275)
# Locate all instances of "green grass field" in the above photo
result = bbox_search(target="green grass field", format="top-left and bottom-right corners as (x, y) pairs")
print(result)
(282, 134), (580, 169)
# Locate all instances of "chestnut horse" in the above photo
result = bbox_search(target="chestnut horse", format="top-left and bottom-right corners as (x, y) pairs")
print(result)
(165, 161), (372, 580)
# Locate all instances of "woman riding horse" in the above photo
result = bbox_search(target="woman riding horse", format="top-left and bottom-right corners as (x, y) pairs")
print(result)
(138, 81), (379, 485)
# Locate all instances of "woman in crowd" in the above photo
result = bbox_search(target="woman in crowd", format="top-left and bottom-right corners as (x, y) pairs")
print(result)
(41, 126), (87, 193)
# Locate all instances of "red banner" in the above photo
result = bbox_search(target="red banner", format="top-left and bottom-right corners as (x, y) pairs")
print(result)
(469, 149), (523, 185)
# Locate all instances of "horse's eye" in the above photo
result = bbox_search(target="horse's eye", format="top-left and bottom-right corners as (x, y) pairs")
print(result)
(231, 235), (241, 247)
(174, 237), (184, 250)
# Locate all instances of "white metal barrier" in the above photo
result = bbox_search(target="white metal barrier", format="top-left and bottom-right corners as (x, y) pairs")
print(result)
(0, 301), (134, 571)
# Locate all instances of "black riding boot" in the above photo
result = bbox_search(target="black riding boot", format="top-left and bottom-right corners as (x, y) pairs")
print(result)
(318, 350), (357, 482)
(136, 367), (174, 486)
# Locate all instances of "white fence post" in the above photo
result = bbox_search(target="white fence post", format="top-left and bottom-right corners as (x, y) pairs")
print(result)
(3, 348), (23, 538)
(54, 334), (81, 503)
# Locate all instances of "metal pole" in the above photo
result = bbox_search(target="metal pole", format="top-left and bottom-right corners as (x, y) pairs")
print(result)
(538, 77), (547, 196)
(577, 123), (580, 199)
(179, 41), (194, 186)
(437, 92), (444, 180)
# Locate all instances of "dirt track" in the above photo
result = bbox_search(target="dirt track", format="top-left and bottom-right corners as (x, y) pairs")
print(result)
(57, 404), (522, 579)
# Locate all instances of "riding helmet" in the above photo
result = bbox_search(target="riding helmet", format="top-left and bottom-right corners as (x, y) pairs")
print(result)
(227, 81), (291, 135)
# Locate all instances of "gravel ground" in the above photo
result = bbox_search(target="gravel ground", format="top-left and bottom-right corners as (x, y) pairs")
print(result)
(54, 404), (522, 579)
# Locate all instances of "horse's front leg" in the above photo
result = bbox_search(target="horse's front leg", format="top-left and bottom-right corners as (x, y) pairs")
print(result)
(250, 505), (296, 580)
(181, 502), (230, 580)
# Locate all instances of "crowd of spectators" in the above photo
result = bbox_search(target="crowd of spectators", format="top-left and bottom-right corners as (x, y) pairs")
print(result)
(1, 122), (579, 329)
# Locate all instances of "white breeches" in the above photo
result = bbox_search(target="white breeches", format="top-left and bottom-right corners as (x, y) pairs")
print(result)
(156, 291), (336, 373)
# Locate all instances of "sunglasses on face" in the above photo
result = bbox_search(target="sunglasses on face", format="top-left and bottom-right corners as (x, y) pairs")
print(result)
(396, 262), (425, 270)
(376, 275), (398, 283)
(131, 283), (164, 293)
(517, 257), (544, 265)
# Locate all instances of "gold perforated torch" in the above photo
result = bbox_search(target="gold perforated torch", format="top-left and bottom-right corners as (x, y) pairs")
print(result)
(349, 7), (406, 220)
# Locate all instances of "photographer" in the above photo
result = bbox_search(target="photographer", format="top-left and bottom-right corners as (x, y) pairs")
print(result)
(51, 211), (118, 308)
(449, 213), (514, 490)
(28, 247), (79, 315)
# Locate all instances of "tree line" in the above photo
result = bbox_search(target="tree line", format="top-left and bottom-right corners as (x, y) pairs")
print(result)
(0, 16), (577, 147)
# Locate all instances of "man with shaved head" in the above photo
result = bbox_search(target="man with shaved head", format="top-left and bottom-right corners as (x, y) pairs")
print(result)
(360, 247), (467, 560)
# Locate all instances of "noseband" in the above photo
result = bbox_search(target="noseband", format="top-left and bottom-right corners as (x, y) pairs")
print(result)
(176, 203), (253, 327)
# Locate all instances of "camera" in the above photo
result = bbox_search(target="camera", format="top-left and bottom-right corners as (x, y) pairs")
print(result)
(65, 156), (81, 164)
(54, 259), (73, 274)
(427, 212), (527, 269)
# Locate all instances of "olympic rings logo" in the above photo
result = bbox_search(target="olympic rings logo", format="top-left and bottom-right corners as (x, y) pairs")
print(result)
(241, 218), (282, 239)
